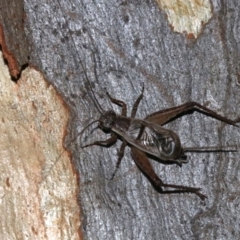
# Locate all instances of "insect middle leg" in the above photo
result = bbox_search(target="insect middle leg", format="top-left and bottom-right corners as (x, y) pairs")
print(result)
(131, 147), (207, 200)
(111, 140), (127, 179)
(110, 85), (145, 178)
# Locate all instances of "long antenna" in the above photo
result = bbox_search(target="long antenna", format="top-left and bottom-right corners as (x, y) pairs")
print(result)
(70, 120), (99, 147)
(42, 1), (107, 179)
(56, 1), (104, 114)
(78, 53), (104, 114)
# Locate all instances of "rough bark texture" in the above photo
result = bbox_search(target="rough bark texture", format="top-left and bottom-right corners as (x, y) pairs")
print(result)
(0, 58), (81, 239)
(0, 0), (29, 78)
(24, 0), (240, 239)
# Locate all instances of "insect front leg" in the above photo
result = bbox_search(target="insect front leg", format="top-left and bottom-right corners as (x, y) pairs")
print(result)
(131, 147), (207, 200)
(146, 101), (238, 126)
(106, 92), (127, 116)
(131, 85), (144, 118)
(82, 133), (118, 148)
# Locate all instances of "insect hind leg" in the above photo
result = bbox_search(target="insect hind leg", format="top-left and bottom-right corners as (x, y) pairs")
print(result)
(146, 101), (238, 127)
(131, 147), (207, 200)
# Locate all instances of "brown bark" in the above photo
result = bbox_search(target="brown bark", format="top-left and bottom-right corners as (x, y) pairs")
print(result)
(0, 0), (29, 78)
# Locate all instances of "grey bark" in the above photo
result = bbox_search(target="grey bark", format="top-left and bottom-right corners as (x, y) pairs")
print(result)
(24, 0), (240, 239)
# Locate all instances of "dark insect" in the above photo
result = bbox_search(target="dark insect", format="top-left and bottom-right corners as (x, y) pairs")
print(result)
(80, 84), (238, 201)
(53, 1), (238, 200)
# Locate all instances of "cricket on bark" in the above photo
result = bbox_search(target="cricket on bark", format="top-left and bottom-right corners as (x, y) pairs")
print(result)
(54, 2), (238, 200)
(75, 54), (238, 201)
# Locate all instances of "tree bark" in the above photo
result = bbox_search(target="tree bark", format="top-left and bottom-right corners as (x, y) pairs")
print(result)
(0, 0), (29, 78)
(10, 0), (240, 239)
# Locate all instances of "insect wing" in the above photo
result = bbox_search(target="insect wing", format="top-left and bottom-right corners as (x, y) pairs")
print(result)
(121, 119), (183, 161)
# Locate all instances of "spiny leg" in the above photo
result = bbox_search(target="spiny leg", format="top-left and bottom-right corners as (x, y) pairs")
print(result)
(106, 92), (127, 116)
(82, 133), (118, 148)
(131, 147), (207, 200)
(146, 101), (238, 127)
(131, 84), (145, 118)
(111, 140), (127, 180)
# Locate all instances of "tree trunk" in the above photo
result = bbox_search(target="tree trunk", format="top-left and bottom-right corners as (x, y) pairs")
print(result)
(3, 0), (240, 239)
